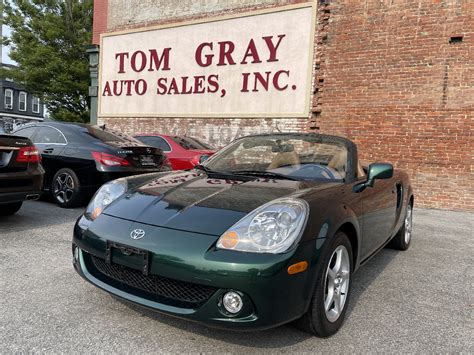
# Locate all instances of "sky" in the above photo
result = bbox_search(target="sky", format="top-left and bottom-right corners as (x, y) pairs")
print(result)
(2, 25), (15, 64)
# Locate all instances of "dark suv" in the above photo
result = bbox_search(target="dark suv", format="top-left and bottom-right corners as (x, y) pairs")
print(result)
(0, 134), (44, 215)
(14, 122), (168, 208)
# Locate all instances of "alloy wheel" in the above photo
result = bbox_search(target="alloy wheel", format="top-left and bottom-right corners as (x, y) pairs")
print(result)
(324, 245), (350, 323)
(53, 172), (75, 204)
(404, 204), (413, 244)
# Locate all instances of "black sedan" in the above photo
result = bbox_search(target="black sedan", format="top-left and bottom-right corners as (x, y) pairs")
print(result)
(73, 133), (414, 336)
(0, 134), (44, 215)
(14, 122), (169, 208)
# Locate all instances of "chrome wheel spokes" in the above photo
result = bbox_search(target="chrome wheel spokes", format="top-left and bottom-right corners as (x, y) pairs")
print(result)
(324, 245), (350, 323)
(53, 173), (75, 204)
(404, 205), (413, 244)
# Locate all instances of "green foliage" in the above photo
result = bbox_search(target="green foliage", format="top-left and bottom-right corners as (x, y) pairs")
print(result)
(1, 0), (93, 123)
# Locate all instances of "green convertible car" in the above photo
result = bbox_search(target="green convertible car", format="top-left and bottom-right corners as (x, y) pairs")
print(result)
(72, 133), (414, 337)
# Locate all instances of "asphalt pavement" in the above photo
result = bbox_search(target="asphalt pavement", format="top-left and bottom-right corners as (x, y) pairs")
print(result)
(0, 201), (472, 353)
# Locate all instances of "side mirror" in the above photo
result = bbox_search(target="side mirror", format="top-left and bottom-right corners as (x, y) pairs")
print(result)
(199, 155), (210, 164)
(353, 163), (393, 193)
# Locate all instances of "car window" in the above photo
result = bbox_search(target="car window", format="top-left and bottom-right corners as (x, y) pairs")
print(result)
(136, 136), (171, 152)
(86, 126), (141, 144)
(14, 127), (37, 139)
(357, 162), (366, 178)
(171, 136), (212, 150)
(34, 126), (67, 144)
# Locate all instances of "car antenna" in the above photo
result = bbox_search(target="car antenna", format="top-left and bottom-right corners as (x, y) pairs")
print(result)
(100, 124), (106, 130)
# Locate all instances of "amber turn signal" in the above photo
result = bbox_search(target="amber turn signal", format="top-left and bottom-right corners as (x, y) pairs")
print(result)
(287, 261), (308, 275)
(220, 231), (239, 249)
(91, 207), (102, 220)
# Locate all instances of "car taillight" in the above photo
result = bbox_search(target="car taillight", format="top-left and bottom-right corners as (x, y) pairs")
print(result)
(16, 146), (41, 163)
(92, 151), (130, 167)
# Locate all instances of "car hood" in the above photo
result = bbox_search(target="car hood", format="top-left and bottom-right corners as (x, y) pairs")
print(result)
(103, 171), (338, 236)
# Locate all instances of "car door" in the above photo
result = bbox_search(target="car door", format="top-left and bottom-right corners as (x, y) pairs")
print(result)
(359, 177), (398, 259)
(32, 126), (67, 188)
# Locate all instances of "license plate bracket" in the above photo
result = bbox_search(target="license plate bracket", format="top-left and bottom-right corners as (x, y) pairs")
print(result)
(105, 241), (150, 275)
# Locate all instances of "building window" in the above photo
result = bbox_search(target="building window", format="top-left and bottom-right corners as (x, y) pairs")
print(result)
(19, 92), (27, 111)
(32, 97), (40, 113)
(4, 89), (13, 109)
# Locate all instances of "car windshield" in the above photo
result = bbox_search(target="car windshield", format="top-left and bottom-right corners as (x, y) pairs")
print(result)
(203, 134), (349, 181)
(171, 136), (213, 150)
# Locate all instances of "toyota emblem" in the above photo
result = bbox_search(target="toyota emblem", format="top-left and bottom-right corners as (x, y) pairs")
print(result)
(130, 229), (146, 240)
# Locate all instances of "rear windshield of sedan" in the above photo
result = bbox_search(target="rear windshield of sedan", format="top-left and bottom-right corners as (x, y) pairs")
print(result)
(86, 126), (141, 144)
(171, 136), (213, 150)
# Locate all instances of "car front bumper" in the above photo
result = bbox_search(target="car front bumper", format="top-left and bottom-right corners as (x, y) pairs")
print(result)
(72, 214), (320, 331)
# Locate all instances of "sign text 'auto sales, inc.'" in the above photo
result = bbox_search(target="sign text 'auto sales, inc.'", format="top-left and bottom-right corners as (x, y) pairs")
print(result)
(99, 4), (315, 117)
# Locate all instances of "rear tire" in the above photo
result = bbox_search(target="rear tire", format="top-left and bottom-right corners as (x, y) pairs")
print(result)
(294, 231), (353, 337)
(52, 168), (83, 208)
(0, 202), (23, 216)
(387, 203), (413, 251)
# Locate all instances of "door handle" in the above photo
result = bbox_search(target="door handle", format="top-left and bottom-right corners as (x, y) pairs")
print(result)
(43, 148), (54, 154)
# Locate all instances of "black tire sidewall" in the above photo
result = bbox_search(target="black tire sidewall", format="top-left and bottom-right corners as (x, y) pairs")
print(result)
(309, 231), (354, 337)
(389, 203), (412, 251)
(51, 168), (81, 208)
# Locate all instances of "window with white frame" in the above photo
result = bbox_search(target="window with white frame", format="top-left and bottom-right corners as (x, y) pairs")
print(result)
(19, 92), (27, 111)
(32, 97), (40, 113)
(4, 89), (13, 109)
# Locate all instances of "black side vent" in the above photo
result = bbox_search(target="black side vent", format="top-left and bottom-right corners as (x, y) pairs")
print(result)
(396, 183), (403, 210)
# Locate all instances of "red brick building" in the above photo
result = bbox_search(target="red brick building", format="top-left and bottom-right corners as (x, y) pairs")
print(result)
(91, 0), (473, 211)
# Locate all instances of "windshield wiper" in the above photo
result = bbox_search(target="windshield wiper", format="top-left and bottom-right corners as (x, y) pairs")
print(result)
(231, 170), (299, 181)
(194, 165), (255, 181)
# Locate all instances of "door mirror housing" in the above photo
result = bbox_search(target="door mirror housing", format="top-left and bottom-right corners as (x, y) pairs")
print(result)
(353, 163), (393, 193)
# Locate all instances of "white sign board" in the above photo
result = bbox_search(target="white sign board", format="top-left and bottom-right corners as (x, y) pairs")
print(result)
(99, 3), (315, 118)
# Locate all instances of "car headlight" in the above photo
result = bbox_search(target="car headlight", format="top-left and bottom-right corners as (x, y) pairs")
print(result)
(216, 198), (309, 254)
(85, 179), (127, 220)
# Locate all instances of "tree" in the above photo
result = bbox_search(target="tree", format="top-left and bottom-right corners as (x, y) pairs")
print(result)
(1, 0), (93, 122)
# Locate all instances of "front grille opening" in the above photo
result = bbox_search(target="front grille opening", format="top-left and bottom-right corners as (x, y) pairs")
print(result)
(84, 252), (216, 309)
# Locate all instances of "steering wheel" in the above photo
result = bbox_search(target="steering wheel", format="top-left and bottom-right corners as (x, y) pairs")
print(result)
(296, 164), (339, 179)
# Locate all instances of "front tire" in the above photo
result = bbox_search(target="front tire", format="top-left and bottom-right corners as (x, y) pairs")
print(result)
(52, 168), (83, 208)
(0, 202), (23, 216)
(387, 202), (413, 251)
(295, 231), (353, 337)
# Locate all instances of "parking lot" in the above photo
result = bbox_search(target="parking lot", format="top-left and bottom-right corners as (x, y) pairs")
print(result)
(0, 201), (472, 353)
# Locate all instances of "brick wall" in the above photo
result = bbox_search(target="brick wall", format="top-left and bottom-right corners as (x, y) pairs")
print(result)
(106, 0), (302, 31)
(314, 0), (473, 210)
(93, 0), (473, 210)
(103, 117), (308, 147)
(92, 0), (108, 44)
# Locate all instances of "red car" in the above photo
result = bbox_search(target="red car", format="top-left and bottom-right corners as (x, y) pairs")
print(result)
(134, 134), (215, 170)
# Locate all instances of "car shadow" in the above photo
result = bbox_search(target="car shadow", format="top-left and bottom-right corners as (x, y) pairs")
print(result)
(114, 247), (398, 348)
(345, 247), (398, 318)
(0, 200), (84, 233)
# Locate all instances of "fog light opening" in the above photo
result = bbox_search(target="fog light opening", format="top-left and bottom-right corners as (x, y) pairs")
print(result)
(222, 291), (243, 314)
